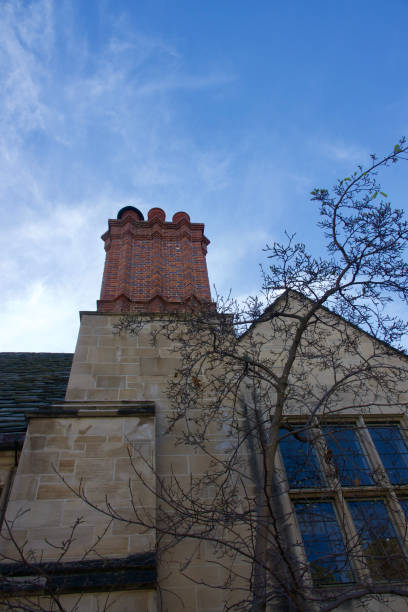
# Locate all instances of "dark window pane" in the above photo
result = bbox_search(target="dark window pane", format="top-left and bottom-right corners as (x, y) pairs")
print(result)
(279, 428), (324, 488)
(324, 425), (373, 486)
(368, 425), (408, 485)
(398, 499), (408, 536)
(348, 500), (408, 581)
(295, 501), (353, 585)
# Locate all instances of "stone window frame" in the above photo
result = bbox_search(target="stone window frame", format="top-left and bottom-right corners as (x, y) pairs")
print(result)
(277, 414), (408, 587)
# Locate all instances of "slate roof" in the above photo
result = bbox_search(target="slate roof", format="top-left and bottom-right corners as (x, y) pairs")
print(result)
(0, 353), (73, 446)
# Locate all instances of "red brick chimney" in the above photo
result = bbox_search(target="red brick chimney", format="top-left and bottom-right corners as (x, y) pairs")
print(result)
(97, 206), (213, 313)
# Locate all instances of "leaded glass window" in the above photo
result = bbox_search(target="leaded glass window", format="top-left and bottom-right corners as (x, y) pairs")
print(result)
(323, 425), (373, 486)
(368, 425), (408, 485)
(295, 501), (353, 585)
(279, 427), (325, 489)
(348, 500), (408, 581)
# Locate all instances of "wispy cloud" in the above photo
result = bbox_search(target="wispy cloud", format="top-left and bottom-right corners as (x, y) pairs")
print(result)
(207, 228), (270, 295)
(321, 140), (369, 165)
(0, 0), (238, 350)
(136, 73), (235, 96)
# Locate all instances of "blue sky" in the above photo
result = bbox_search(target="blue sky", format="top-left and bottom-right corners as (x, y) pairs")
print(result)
(1, 0), (407, 351)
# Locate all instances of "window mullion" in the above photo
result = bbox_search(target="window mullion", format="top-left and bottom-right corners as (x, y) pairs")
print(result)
(274, 448), (315, 592)
(386, 490), (408, 548)
(313, 427), (338, 489)
(333, 486), (371, 583)
(357, 416), (391, 489)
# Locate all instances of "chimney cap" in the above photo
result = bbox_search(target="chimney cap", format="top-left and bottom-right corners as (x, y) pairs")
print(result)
(117, 206), (144, 221)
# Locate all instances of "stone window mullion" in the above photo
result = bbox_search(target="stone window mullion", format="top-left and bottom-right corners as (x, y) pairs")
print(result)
(357, 416), (391, 488)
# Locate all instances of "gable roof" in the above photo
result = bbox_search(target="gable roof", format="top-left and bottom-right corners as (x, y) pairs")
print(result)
(0, 352), (73, 446)
(240, 288), (408, 359)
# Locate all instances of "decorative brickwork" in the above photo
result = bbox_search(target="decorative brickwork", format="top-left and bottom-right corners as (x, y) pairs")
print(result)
(97, 207), (213, 313)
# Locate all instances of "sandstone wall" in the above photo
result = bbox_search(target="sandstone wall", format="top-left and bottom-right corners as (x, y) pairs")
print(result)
(2, 312), (242, 612)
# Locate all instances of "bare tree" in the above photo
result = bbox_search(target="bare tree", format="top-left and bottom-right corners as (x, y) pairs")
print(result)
(94, 138), (408, 612)
(23, 139), (408, 611)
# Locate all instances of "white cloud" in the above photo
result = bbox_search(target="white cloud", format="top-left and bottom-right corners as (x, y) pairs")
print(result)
(135, 73), (235, 96)
(321, 141), (368, 165)
(2, 281), (80, 352)
(0, 1), (240, 351)
(207, 228), (269, 294)
(0, 0), (53, 138)
(196, 152), (232, 190)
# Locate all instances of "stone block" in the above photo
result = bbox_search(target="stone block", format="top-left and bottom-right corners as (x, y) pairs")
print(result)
(128, 481), (156, 508)
(96, 375), (126, 388)
(67, 373), (96, 390)
(62, 499), (111, 525)
(91, 325), (115, 336)
(76, 335), (99, 347)
(97, 334), (118, 346)
(98, 333), (137, 347)
(119, 387), (144, 400)
(140, 357), (180, 376)
(58, 458), (76, 473)
(157, 436), (195, 456)
(188, 454), (224, 475)
(114, 457), (153, 482)
(128, 533), (156, 553)
(9, 475), (38, 501)
(124, 418), (154, 441)
(157, 455), (188, 475)
(118, 347), (143, 363)
(158, 347), (179, 358)
(36, 483), (77, 500)
(92, 363), (136, 376)
(87, 347), (118, 363)
(122, 379), (165, 399)
(75, 458), (115, 479)
(29, 420), (71, 436)
(28, 435), (46, 451)
(65, 388), (87, 400)
(126, 375), (143, 388)
(120, 362), (141, 375)
(91, 534), (130, 556)
(185, 562), (220, 585)
(138, 328), (172, 348)
(75, 435), (106, 445)
(0, 528), (28, 563)
(81, 314), (110, 328)
(136, 347), (158, 358)
(27, 524), (91, 545)
(44, 435), (73, 450)
(111, 519), (150, 536)
(197, 585), (226, 609)
(19, 451), (60, 475)
(86, 388), (119, 401)
(84, 439), (127, 459)
(83, 481), (133, 504)
(158, 587), (197, 612)
(77, 418), (123, 436)
(5, 500), (63, 528)
(108, 435), (123, 442)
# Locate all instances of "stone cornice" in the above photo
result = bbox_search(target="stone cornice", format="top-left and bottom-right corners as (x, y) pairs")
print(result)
(0, 552), (156, 595)
(26, 400), (155, 419)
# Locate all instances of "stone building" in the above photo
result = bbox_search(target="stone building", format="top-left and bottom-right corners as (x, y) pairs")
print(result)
(1, 206), (408, 611)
